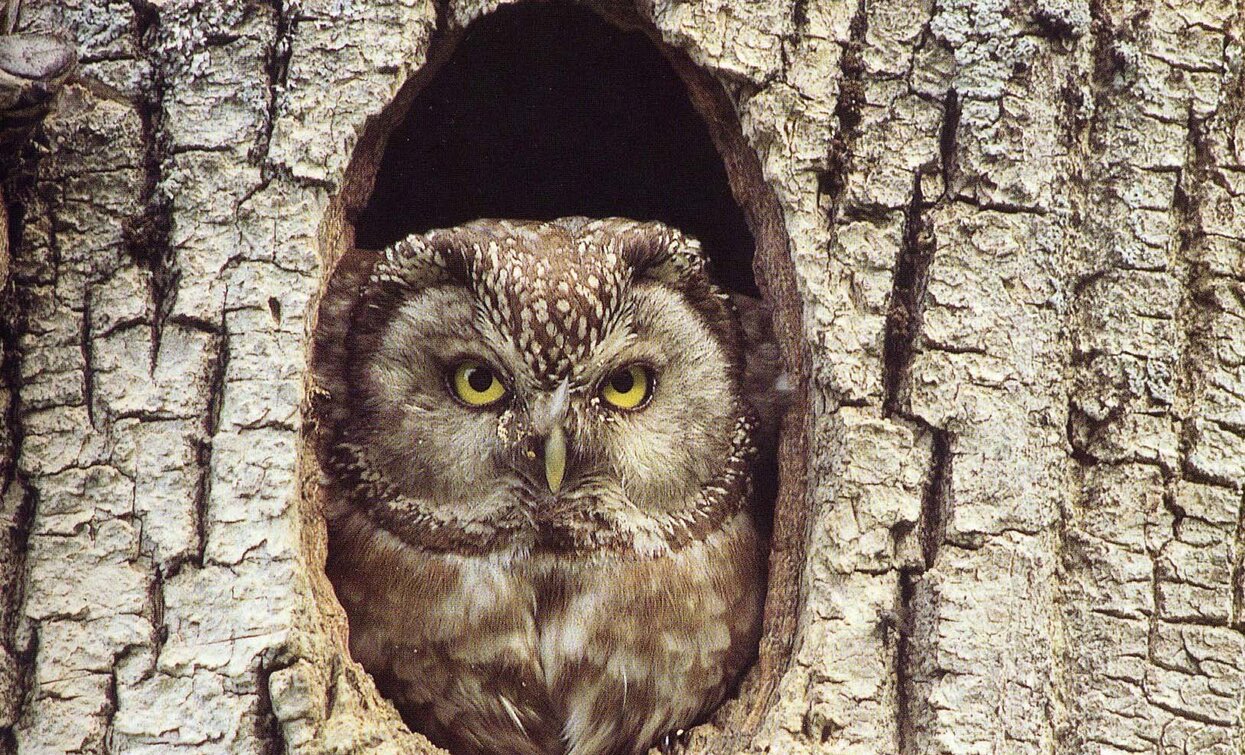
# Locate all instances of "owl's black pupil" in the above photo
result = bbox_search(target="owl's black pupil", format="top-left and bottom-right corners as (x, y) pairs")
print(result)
(610, 370), (636, 394)
(467, 367), (494, 393)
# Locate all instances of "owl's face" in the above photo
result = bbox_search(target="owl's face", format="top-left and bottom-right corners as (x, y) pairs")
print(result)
(323, 218), (753, 555)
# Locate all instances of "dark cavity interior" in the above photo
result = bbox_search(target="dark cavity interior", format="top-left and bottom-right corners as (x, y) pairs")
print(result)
(354, 1), (758, 296)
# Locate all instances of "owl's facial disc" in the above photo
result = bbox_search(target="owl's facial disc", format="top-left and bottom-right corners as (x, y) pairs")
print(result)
(351, 220), (743, 536)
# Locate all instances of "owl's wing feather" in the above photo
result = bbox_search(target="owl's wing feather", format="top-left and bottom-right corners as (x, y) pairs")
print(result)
(730, 293), (792, 445)
(310, 248), (381, 431)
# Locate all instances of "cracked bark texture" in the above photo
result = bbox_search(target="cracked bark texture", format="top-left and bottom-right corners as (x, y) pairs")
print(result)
(0, 0), (1242, 754)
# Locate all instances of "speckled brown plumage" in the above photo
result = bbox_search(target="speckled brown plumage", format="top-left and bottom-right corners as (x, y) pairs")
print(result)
(312, 218), (779, 755)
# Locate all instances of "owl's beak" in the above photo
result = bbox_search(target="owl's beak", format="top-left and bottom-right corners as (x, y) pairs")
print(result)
(544, 424), (566, 494)
(533, 379), (571, 494)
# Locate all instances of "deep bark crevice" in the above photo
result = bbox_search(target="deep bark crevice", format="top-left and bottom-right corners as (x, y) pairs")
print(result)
(879, 82), (961, 753)
(104, 649), (154, 749)
(894, 570), (917, 755)
(323, 653), (342, 720)
(880, 82), (957, 417)
(0, 278), (25, 504)
(123, 0), (179, 371)
(882, 170), (935, 416)
(253, 0), (292, 170)
(102, 665), (119, 749)
(0, 173), (33, 752)
(1146, 697), (1236, 729)
(256, 661), (290, 755)
(790, 0), (810, 33)
(80, 295), (95, 429)
(891, 423), (952, 754)
(1087, 0), (1132, 88)
(149, 565), (168, 655)
(937, 88), (960, 201)
(919, 429), (952, 570)
(192, 323), (228, 569)
(1234, 489), (1245, 631)
(818, 0), (867, 220)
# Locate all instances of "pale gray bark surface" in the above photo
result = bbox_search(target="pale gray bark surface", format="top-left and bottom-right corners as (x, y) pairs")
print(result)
(0, 0), (1242, 754)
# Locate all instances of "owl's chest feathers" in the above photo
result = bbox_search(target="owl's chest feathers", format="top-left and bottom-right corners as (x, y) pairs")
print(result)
(336, 510), (764, 755)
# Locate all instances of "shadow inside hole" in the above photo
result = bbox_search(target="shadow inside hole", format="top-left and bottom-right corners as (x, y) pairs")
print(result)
(355, 1), (758, 297)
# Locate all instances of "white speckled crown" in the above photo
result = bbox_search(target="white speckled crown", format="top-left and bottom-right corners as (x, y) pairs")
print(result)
(368, 217), (713, 385)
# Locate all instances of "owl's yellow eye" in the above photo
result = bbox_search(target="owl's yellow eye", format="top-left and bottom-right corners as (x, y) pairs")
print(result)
(600, 365), (653, 410)
(451, 362), (507, 406)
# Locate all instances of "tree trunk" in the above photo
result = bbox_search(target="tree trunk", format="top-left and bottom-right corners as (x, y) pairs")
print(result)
(2, 0), (1243, 753)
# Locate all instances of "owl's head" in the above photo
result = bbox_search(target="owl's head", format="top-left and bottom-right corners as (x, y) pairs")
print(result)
(315, 218), (757, 556)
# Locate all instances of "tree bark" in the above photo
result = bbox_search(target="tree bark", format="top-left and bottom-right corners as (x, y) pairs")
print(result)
(1, 0), (1243, 753)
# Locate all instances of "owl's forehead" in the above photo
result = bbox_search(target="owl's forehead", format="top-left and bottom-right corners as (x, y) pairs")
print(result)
(465, 222), (634, 384)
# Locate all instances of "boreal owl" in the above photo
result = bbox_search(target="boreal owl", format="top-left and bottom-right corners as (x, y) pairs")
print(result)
(313, 217), (783, 755)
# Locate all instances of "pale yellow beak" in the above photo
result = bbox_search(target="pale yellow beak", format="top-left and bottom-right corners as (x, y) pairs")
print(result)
(544, 424), (566, 494)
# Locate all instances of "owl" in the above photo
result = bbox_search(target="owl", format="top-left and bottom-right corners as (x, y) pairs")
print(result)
(313, 217), (782, 755)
